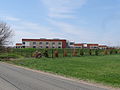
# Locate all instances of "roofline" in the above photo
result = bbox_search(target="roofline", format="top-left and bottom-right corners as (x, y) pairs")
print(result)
(22, 39), (66, 42)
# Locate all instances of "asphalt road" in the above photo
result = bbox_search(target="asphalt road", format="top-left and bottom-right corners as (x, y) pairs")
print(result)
(0, 62), (109, 90)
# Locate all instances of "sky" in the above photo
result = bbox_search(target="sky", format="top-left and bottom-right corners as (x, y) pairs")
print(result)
(0, 0), (120, 46)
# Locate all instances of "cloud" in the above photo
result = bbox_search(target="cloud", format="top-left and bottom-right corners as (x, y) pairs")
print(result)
(2, 16), (21, 21)
(42, 0), (87, 19)
(12, 21), (59, 43)
(0, 16), (61, 44)
(47, 19), (99, 42)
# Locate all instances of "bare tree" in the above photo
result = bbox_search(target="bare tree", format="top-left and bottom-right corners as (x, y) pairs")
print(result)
(0, 22), (13, 48)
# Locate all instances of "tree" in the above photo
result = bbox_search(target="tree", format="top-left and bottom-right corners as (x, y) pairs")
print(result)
(80, 49), (84, 56)
(95, 49), (99, 56)
(0, 22), (13, 48)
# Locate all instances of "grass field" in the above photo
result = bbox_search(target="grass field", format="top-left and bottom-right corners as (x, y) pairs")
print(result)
(5, 54), (120, 88)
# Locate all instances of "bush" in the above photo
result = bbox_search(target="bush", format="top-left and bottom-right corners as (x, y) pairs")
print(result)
(95, 50), (99, 56)
(32, 51), (42, 58)
(43, 50), (49, 57)
(0, 54), (22, 60)
(109, 49), (113, 55)
(54, 50), (59, 57)
(63, 50), (67, 57)
(89, 49), (92, 55)
(104, 50), (108, 55)
(72, 49), (78, 56)
(80, 49), (84, 56)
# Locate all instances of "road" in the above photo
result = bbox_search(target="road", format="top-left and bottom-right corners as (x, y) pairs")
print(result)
(0, 62), (109, 90)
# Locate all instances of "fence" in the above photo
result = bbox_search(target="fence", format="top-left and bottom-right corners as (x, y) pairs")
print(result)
(1, 48), (119, 58)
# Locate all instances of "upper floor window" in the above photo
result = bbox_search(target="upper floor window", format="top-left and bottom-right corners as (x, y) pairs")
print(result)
(33, 42), (36, 45)
(22, 42), (25, 44)
(58, 42), (61, 45)
(46, 42), (49, 45)
(52, 42), (55, 45)
(39, 42), (42, 45)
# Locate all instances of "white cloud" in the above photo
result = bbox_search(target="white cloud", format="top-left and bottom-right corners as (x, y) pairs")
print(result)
(48, 19), (99, 42)
(2, 16), (21, 21)
(12, 21), (59, 44)
(0, 16), (61, 45)
(42, 0), (86, 19)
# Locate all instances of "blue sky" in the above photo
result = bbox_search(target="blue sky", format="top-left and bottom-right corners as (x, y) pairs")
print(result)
(0, 0), (120, 46)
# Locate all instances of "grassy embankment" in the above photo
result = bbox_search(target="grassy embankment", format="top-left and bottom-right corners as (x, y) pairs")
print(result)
(4, 54), (120, 88)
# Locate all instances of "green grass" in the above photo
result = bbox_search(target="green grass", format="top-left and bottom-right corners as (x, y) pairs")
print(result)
(0, 53), (23, 60)
(5, 55), (120, 87)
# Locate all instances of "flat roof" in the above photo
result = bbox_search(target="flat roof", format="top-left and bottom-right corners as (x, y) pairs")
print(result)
(22, 39), (66, 42)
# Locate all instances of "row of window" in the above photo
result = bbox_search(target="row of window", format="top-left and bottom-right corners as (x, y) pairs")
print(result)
(33, 46), (62, 48)
(22, 42), (62, 45)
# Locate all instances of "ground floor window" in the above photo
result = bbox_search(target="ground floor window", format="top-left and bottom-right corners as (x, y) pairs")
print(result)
(33, 46), (36, 48)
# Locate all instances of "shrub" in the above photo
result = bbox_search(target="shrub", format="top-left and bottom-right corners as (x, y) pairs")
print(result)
(72, 49), (78, 56)
(95, 50), (99, 56)
(104, 50), (108, 55)
(63, 50), (67, 57)
(43, 50), (49, 57)
(109, 49), (113, 55)
(80, 49), (84, 56)
(32, 51), (42, 58)
(115, 50), (118, 54)
(54, 50), (59, 57)
(89, 49), (92, 55)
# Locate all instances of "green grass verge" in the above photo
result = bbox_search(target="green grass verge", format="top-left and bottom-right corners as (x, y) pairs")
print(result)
(5, 55), (120, 87)
(0, 53), (23, 60)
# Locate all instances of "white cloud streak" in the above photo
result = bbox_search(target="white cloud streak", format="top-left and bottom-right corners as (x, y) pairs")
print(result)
(48, 19), (99, 41)
(42, 0), (86, 19)
(2, 16), (21, 21)
(0, 16), (61, 45)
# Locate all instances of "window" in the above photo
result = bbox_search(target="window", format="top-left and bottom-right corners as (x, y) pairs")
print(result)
(70, 42), (74, 45)
(52, 42), (55, 45)
(58, 42), (61, 45)
(58, 46), (61, 48)
(22, 42), (25, 44)
(39, 42), (42, 44)
(33, 46), (36, 48)
(46, 42), (49, 45)
(46, 46), (49, 48)
(52, 47), (55, 48)
(33, 42), (36, 45)
(22, 46), (25, 48)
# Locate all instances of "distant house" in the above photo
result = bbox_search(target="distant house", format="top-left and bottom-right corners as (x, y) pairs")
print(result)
(21, 39), (67, 48)
(16, 43), (22, 48)
(87, 44), (99, 49)
(99, 45), (108, 49)
(73, 44), (84, 48)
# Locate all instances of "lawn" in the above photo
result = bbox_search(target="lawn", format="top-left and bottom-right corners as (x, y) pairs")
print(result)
(5, 55), (120, 87)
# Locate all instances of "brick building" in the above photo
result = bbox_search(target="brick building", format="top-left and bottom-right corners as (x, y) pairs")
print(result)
(99, 45), (108, 49)
(16, 43), (22, 48)
(22, 39), (67, 48)
(73, 44), (84, 48)
(87, 44), (99, 49)
(16, 38), (108, 49)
